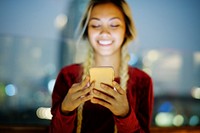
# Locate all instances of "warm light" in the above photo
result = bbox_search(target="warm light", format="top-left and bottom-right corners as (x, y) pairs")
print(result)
(155, 112), (173, 127)
(142, 57), (152, 67)
(173, 114), (184, 127)
(191, 87), (200, 99)
(193, 52), (200, 65)
(162, 54), (182, 69)
(55, 14), (68, 29)
(142, 50), (160, 67)
(147, 50), (160, 62)
(36, 107), (52, 120)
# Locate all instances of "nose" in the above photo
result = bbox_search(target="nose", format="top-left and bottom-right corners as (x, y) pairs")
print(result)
(100, 27), (110, 38)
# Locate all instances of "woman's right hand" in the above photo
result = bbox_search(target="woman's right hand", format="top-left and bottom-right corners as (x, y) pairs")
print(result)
(61, 76), (94, 114)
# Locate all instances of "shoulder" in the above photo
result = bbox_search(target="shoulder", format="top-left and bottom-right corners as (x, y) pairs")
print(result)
(59, 63), (83, 82)
(128, 66), (153, 96)
(61, 63), (82, 72)
(128, 66), (152, 83)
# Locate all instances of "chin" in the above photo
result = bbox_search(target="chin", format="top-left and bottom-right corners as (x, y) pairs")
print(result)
(97, 52), (114, 56)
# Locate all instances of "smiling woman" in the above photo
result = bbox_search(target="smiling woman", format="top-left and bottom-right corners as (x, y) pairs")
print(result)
(0, 0), (200, 133)
(49, 0), (153, 133)
(87, 2), (126, 58)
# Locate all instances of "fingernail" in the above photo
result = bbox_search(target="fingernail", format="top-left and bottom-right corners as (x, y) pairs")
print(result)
(93, 89), (98, 94)
(87, 82), (90, 87)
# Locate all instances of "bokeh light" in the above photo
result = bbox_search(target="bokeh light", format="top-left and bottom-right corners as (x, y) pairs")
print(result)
(155, 112), (174, 127)
(191, 87), (200, 99)
(158, 101), (174, 112)
(193, 52), (200, 65)
(5, 84), (17, 96)
(36, 107), (52, 120)
(54, 14), (68, 30)
(129, 53), (138, 66)
(48, 79), (56, 94)
(189, 115), (199, 126)
(147, 50), (160, 62)
(173, 114), (184, 127)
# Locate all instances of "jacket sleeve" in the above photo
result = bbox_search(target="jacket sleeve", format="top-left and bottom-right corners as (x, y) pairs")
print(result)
(114, 77), (154, 133)
(49, 69), (76, 133)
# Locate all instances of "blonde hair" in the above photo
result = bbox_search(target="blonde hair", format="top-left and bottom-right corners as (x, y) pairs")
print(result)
(76, 0), (136, 132)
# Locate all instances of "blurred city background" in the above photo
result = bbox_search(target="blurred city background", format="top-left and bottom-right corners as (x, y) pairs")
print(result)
(0, 0), (200, 128)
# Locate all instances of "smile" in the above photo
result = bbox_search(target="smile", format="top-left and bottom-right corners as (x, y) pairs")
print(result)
(98, 40), (113, 46)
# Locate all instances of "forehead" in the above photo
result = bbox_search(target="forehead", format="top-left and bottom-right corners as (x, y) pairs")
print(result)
(90, 2), (124, 20)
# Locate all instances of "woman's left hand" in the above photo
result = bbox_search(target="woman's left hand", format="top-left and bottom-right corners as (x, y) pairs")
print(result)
(91, 81), (129, 117)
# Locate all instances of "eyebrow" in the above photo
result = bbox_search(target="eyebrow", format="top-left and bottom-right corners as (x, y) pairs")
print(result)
(89, 17), (122, 21)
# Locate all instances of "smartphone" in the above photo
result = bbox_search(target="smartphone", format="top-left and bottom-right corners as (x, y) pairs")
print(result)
(89, 67), (114, 90)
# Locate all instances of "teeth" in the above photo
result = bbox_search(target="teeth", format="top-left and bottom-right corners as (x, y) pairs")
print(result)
(99, 40), (112, 45)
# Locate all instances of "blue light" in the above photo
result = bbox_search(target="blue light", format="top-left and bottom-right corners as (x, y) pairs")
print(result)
(158, 101), (174, 113)
(48, 79), (56, 94)
(129, 53), (138, 66)
(5, 84), (17, 96)
(189, 115), (199, 126)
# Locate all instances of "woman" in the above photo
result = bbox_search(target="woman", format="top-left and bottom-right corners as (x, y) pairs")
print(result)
(49, 0), (153, 133)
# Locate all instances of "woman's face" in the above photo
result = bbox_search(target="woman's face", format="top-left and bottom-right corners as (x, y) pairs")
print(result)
(88, 2), (126, 57)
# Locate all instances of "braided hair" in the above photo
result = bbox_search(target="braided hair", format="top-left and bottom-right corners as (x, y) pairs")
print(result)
(76, 0), (136, 132)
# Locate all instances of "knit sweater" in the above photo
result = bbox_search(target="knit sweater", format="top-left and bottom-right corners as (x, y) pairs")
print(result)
(49, 64), (153, 133)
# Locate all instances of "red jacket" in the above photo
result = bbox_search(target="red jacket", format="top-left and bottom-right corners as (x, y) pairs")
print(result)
(49, 64), (153, 133)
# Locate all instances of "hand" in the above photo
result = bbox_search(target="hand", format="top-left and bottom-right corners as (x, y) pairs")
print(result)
(91, 81), (129, 117)
(61, 76), (94, 114)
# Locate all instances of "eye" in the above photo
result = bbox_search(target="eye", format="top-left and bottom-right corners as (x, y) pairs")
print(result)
(109, 19), (122, 28)
(110, 21), (121, 28)
(91, 24), (101, 28)
(89, 20), (101, 29)
(110, 23), (120, 29)
(110, 24), (120, 28)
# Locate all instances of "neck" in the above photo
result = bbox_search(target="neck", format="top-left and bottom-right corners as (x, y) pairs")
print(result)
(94, 53), (121, 77)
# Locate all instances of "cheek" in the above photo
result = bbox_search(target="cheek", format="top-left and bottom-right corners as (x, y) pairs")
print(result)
(88, 30), (94, 43)
(114, 31), (125, 44)
(88, 29), (97, 40)
(88, 34), (99, 49)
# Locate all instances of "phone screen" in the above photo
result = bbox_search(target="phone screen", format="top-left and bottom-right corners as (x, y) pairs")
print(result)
(89, 67), (114, 90)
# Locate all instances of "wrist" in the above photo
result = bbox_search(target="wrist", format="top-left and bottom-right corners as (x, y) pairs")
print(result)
(116, 106), (130, 118)
(61, 103), (75, 116)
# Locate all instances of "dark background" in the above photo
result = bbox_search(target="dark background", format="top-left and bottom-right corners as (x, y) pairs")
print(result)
(0, 0), (200, 128)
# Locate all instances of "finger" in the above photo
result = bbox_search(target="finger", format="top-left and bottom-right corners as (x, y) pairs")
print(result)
(92, 89), (115, 104)
(80, 76), (90, 88)
(100, 83), (117, 96)
(73, 81), (94, 100)
(67, 83), (79, 95)
(112, 81), (125, 95)
(89, 81), (95, 95)
(76, 93), (93, 105)
(72, 82), (94, 106)
(91, 97), (112, 110)
(71, 76), (90, 93)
